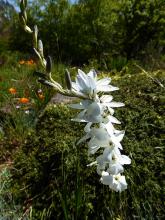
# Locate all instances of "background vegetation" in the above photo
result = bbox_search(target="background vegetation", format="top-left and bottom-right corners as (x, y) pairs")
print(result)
(0, 0), (165, 69)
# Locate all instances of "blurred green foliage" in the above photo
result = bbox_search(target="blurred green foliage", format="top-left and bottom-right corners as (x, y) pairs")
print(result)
(5, 0), (164, 69)
(9, 70), (165, 219)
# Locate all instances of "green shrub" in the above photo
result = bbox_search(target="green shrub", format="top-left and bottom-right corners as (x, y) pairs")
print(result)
(11, 71), (165, 219)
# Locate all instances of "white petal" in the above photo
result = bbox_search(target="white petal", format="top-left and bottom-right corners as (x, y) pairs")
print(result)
(72, 82), (80, 91)
(101, 171), (109, 176)
(115, 131), (125, 142)
(120, 155), (131, 165)
(87, 161), (97, 167)
(108, 115), (121, 124)
(68, 103), (84, 109)
(84, 122), (92, 132)
(97, 166), (103, 175)
(84, 102), (102, 122)
(96, 78), (111, 86)
(77, 75), (88, 90)
(87, 102), (101, 115)
(100, 95), (113, 103)
(97, 85), (114, 92)
(77, 133), (91, 144)
(119, 176), (127, 192)
(81, 100), (93, 108)
(105, 122), (115, 135)
(108, 107), (115, 115)
(92, 128), (109, 142)
(108, 85), (119, 91)
(108, 163), (124, 175)
(78, 69), (88, 81)
(88, 145), (100, 154)
(102, 148), (113, 160)
(101, 175), (113, 186)
(88, 76), (96, 90)
(71, 118), (86, 122)
(111, 136), (123, 149)
(108, 102), (125, 108)
(96, 155), (105, 166)
(88, 69), (97, 78)
(74, 109), (86, 119)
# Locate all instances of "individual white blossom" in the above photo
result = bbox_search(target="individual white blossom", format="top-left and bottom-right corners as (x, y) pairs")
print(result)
(96, 147), (131, 175)
(71, 69), (119, 99)
(101, 172), (128, 192)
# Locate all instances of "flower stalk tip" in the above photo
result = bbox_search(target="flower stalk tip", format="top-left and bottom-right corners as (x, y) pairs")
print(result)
(46, 56), (52, 74)
(65, 69), (72, 90)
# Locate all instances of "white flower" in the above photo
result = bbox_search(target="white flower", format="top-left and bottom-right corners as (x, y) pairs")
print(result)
(101, 172), (127, 192)
(78, 125), (124, 154)
(71, 69), (119, 98)
(96, 147), (131, 175)
(70, 100), (122, 127)
(100, 95), (125, 115)
(69, 100), (102, 123)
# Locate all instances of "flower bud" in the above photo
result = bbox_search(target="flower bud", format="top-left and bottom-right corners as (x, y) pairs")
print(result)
(33, 25), (38, 48)
(24, 25), (33, 34)
(19, 12), (26, 25)
(38, 40), (44, 58)
(65, 69), (72, 90)
(46, 56), (52, 74)
(20, 0), (26, 12)
(23, 10), (27, 23)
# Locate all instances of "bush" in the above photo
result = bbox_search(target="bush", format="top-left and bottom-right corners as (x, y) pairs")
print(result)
(11, 71), (165, 219)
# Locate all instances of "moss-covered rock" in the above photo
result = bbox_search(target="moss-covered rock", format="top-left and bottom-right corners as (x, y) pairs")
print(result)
(11, 71), (165, 220)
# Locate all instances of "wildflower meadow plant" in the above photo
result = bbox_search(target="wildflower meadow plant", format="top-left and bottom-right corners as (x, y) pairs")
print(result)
(19, 0), (131, 192)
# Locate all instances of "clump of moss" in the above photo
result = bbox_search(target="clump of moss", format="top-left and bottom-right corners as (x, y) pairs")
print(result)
(11, 71), (165, 219)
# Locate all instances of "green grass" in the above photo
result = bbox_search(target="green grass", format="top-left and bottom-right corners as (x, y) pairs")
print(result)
(0, 165), (27, 220)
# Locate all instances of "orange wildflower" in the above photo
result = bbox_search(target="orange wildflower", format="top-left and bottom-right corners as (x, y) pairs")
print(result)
(9, 87), (17, 94)
(38, 94), (45, 100)
(19, 60), (25, 65)
(26, 59), (35, 65)
(19, 97), (29, 104)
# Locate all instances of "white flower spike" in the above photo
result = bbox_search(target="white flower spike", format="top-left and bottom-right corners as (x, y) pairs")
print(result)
(70, 69), (131, 192)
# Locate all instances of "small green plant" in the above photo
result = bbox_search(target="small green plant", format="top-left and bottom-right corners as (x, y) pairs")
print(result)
(0, 165), (26, 219)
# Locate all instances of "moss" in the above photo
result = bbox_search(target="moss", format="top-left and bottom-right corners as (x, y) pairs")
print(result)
(11, 71), (165, 219)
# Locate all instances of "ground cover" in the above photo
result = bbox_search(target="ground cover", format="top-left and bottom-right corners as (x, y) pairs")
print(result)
(0, 62), (164, 219)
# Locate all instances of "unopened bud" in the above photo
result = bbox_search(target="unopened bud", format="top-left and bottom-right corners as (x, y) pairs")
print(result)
(20, 0), (25, 12)
(33, 25), (38, 48)
(38, 40), (44, 57)
(24, 0), (27, 8)
(46, 56), (52, 73)
(19, 12), (26, 25)
(43, 58), (47, 67)
(24, 25), (33, 33)
(65, 69), (72, 90)
(23, 11), (27, 23)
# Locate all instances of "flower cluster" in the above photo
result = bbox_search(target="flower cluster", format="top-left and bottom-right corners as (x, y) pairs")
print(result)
(69, 69), (131, 192)
(19, 59), (35, 66)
